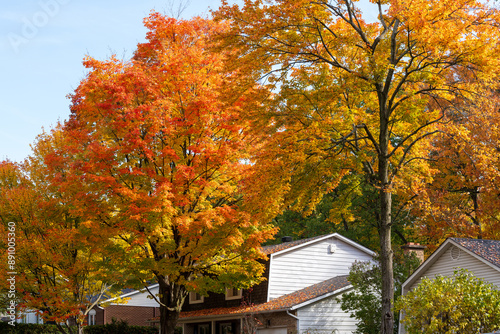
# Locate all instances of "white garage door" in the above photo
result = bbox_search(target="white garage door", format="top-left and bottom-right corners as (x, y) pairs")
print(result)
(257, 328), (287, 334)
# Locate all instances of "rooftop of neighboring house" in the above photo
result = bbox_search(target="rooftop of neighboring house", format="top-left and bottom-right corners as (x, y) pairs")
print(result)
(261, 233), (375, 257)
(262, 235), (326, 255)
(401, 237), (500, 294)
(152, 275), (351, 321)
(450, 238), (500, 268)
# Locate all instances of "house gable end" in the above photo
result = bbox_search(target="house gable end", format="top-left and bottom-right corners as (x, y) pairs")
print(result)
(267, 235), (374, 300)
(402, 239), (500, 294)
(107, 285), (160, 307)
(296, 288), (358, 333)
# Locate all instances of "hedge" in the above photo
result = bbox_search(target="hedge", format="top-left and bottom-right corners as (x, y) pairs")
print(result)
(0, 322), (65, 334)
(0, 321), (158, 334)
(84, 323), (158, 334)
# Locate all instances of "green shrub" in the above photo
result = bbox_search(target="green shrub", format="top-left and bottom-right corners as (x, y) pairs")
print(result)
(0, 321), (158, 334)
(83, 320), (158, 334)
(395, 269), (500, 334)
(0, 322), (66, 334)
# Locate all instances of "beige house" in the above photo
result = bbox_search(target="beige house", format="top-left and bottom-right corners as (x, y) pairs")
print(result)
(398, 238), (500, 334)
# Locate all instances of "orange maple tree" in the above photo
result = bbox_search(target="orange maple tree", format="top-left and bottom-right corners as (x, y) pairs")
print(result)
(410, 82), (500, 251)
(0, 133), (123, 334)
(46, 14), (275, 334)
(215, 0), (500, 331)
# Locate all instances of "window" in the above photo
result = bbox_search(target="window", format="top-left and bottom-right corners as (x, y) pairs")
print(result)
(88, 309), (96, 326)
(450, 246), (461, 261)
(189, 291), (204, 304)
(220, 322), (233, 334)
(225, 288), (242, 300)
(196, 323), (210, 334)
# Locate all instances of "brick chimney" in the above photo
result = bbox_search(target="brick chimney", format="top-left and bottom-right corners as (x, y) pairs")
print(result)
(401, 242), (426, 264)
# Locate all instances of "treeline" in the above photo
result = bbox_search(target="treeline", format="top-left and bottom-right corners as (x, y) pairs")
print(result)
(1, 1), (500, 334)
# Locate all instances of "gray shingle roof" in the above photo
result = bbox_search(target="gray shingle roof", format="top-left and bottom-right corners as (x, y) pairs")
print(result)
(450, 238), (500, 268)
(262, 235), (326, 255)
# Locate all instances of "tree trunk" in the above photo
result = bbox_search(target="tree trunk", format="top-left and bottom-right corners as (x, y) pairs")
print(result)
(471, 187), (483, 239)
(379, 198), (394, 334)
(77, 323), (83, 334)
(378, 107), (394, 334)
(158, 279), (186, 334)
(54, 321), (74, 334)
(159, 305), (180, 334)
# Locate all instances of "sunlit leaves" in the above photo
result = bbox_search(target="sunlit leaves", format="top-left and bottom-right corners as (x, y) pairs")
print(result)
(409, 82), (500, 250)
(49, 13), (276, 334)
(396, 269), (500, 333)
(216, 1), (500, 332)
(0, 146), (123, 333)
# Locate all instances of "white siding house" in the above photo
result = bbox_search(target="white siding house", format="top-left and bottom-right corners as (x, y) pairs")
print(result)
(110, 233), (376, 334)
(296, 289), (358, 334)
(267, 234), (375, 300)
(109, 284), (161, 307)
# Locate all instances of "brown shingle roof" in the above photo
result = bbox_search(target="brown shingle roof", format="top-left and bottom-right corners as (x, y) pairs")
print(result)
(176, 275), (350, 320)
(450, 238), (500, 269)
(261, 235), (327, 255)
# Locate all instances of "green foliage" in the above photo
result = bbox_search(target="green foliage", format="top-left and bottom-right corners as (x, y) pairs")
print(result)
(395, 269), (500, 334)
(83, 321), (158, 334)
(0, 321), (158, 334)
(0, 322), (68, 334)
(269, 192), (358, 243)
(339, 251), (421, 334)
(269, 174), (418, 252)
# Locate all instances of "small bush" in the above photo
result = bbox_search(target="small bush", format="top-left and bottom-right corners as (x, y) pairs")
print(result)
(0, 322), (66, 334)
(83, 320), (158, 334)
(0, 321), (158, 334)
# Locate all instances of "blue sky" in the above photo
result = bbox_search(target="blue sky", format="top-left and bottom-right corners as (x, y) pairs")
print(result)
(1, 0), (379, 163)
(0, 0), (223, 162)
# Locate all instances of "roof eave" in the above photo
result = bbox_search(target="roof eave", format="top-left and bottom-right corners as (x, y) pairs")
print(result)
(270, 233), (376, 257)
(401, 238), (500, 294)
(289, 285), (353, 310)
(450, 239), (500, 273)
(175, 308), (295, 323)
(102, 283), (160, 304)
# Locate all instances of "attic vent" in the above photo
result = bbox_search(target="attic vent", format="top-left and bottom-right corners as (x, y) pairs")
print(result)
(450, 246), (461, 261)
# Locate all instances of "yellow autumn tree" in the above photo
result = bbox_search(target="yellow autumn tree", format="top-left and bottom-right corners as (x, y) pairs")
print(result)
(215, 0), (500, 332)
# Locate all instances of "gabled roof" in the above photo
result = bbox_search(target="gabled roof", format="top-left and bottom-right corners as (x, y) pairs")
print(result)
(263, 235), (325, 255)
(262, 233), (376, 257)
(402, 238), (500, 293)
(175, 275), (351, 321)
(450, 238), (500, 268)
(102, 284), (159, 304)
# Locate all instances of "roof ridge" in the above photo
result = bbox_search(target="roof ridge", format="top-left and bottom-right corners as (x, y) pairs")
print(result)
(450, 238), (500, 269)
(261, 234), (330, 255)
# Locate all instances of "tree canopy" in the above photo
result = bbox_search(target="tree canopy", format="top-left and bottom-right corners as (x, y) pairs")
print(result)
(410, 82), (500, 251)
(0, 146), (123, 334)
(42, 14), (276, 334)
(215, 0), (500, 331)
(3, 1), (500, 333)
